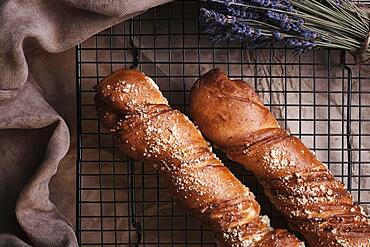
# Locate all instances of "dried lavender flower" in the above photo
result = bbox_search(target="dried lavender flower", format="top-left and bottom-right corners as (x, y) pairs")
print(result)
(200, 7), (266, 43)
(200, 0), (370, 54)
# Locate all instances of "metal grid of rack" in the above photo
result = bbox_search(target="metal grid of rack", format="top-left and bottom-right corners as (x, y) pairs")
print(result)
(76, 1), (370, 246)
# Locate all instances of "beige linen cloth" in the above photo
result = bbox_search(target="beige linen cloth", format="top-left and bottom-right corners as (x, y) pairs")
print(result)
(0, 1), (171, 246)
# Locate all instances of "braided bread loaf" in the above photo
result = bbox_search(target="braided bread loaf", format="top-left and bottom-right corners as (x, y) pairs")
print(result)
(94, 69), (303, 247)
(190, 68), (370, 247)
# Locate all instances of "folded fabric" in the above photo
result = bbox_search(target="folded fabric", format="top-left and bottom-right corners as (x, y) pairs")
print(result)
(0, 1), (171, 246)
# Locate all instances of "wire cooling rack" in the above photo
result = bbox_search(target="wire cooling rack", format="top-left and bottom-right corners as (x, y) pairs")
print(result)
(76, 1), (370, 246)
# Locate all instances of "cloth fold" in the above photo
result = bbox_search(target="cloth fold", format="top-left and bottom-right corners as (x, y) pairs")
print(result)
(0, 0), (171, 246)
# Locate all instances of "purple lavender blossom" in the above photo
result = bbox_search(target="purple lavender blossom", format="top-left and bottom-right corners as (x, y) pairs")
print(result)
(286, 38), (317, 52)
(200, 0), (321, 53)
(200, 8), (264, 42)
(300, 29), (317, 40)
(226, 6), (259, 19)
(273, 30), (282, 40)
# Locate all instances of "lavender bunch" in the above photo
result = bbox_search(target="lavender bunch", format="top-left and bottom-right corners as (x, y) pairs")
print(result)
(200, 0), (370, 54)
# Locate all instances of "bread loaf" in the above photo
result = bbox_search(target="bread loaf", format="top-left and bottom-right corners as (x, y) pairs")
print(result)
(190, 68), (370, 247)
